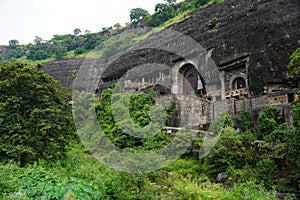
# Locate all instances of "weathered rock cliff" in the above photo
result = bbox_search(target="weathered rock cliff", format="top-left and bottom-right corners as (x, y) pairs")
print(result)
(43, 0), (300, 96)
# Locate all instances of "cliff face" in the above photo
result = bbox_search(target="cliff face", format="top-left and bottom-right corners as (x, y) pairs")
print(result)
(171, 0), (300, 95)
(0, 46), (10, 57)
(43, 58), (84, 87)
(43, 0), (300, 95)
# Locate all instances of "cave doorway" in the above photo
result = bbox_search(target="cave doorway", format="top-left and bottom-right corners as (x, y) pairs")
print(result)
(179, 64), (206, 97)
(232, 77), (246, 90)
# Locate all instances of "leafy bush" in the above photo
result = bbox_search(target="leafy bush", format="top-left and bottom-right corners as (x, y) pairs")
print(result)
(265, 123), (295, 142)
(74, 47), (84, 55)
(0, 162), (108, 199)
(203, 127), (246, 176)
(240, 130), (257, 141)
(222, 182), (277, 200)
(95, 86), (173, 150)
(0, 62), (75, 164)
(255, 158), (278, 187)
(240, 109), (252, 131)
(166, 174), (226, 199)
(257, 105), (282, 139)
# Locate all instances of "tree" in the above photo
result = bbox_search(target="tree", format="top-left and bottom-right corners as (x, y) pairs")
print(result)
(53, 44), (67, 59)
(285, 40), (300, 184)
(8, 39), (19, 49)
(34, 36), (43, 45)
(113, 23), (122, 31)
(130, 8), (149, 23)
(257, 105), (282, 139)
(83, 33), (98, 50)
(165, 0), (177, 6)
(240, 109), (251, 131)
(149, 2), (177, 26)
(203, 127), (246, 176)
(0, 62), (75, 164)
(288, 40), (300, 82)
(73, 28), (81, 36)
(6, 46), (23, 59)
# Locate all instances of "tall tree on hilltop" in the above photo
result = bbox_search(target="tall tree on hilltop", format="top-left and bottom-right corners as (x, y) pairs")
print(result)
(8, 39), (19, 49)
(130, 8), (150, 23)
(73, 28), (81, 36)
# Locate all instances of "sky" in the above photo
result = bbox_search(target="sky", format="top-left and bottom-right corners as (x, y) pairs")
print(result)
(0, 0), (167, 45)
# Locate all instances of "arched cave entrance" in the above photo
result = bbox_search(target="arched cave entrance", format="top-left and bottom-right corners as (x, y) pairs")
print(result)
(232, 77), (246, 90)
(179, 64), (206, 97)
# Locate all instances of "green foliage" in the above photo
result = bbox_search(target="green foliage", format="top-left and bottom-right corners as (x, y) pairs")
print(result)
(6, 46), (23, 59)
(265, 123), (294, 142)
(73, 28), (81, 36)
(239, 129), (257, 141)
(224, 112), (234, 128)
(0, 62), (75, 164)
(94, 30), (147, 57)
(5, 0), (226, 63)
(26, 44), (52, 61)
(222, 182), (277, 200)
(146, 1), (178, 27)
(0, 162), (108, 199)
(255, 158), (278, 186)
(240, 109), (252, 131)
(284, 125), (300, 187)
(257, 105), (282, 139)
(53, 44), (67, 59)
(288, 40), (300, 76)
(74, 47), (85, 55)
(194, 0), (211, 8)
(83, 32), (98, 50)
(163, 156), (202, 176)
(130, 8), (150, 23)
(203, 127), (246, 176)
(285, 40), (300, 188)
(8, 39), (19, 49)
(95, 86), (173, 150)
(166, 174), (226, 199)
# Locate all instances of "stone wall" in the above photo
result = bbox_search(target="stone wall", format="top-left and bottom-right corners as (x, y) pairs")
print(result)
(210, 95), (294, 128)
(155, 94), (211, 127)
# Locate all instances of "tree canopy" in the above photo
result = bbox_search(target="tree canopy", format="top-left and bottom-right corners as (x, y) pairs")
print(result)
(0, 62), (75, 164)
(130, 8), (150, 23)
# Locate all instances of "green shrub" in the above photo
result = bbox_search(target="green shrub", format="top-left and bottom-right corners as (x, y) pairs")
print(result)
(240, 130), (257, 141)
(222, 181), (277, 200)
(203, 127), (246, 176)
(74, 47), (84, 55)
(258, 105), (282, 139)
(166, 174), (226, 199)
(255, 158), (278, 187)
(0, 162), (108, 199)
(240, 109), (252, 131)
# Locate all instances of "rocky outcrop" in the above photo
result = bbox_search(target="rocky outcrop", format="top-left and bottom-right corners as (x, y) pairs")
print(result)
(0, 46), (10, 57)
(42, 58), (84, 87)
(171, 0), (300, 95)
(43, 0), (300, 96)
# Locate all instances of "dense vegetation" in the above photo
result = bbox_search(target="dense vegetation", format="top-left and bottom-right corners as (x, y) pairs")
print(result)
(0, 58), (299, 198)
(0, 1), (299, 199)
(0, 62), (75, 164)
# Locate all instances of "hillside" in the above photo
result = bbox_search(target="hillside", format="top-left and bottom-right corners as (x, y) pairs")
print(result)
(0, 0), (300, 199)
